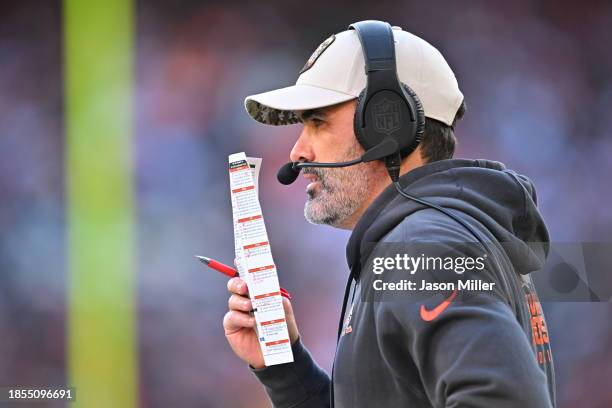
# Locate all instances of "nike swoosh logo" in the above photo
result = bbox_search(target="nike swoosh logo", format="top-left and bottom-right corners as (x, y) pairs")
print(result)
(420, 289), (458, 322)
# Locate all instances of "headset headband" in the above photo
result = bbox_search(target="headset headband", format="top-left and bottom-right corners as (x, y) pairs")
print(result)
(349, 21), (396, 73)
(349, 21), (403, 94)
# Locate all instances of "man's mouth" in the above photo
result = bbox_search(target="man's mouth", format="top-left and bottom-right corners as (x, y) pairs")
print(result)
(303, 172), (321, 193)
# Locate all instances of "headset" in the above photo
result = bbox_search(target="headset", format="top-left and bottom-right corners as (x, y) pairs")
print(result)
(277, 20), (424, 185)
(351, 20), (425, 179)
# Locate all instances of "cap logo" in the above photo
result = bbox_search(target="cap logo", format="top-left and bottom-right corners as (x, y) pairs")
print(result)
(373, 98), (401, 134)
(299, 34), (335, 75)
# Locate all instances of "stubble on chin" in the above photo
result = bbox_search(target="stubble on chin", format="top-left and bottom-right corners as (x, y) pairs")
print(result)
(303, 162), (375, 228)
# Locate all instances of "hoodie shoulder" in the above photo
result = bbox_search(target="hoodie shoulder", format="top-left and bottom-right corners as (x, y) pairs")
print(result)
(382, 207), (485, 245)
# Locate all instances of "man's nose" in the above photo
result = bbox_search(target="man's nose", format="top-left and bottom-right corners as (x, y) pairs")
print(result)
(289, 128), (314, 163)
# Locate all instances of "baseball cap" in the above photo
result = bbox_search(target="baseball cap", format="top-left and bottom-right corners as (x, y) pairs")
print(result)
(244, 25), (464, 127)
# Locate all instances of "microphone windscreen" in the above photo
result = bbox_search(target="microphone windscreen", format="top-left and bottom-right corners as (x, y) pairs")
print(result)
(277, 162), (301, 185)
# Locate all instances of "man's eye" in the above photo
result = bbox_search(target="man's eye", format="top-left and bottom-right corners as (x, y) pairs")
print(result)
(310, 118), (324, 127)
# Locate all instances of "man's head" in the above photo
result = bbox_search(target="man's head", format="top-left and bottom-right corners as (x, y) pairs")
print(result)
(244, 23), (464, 229)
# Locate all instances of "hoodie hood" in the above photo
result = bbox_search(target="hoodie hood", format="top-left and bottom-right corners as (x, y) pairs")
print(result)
(346, 159), (550, 279)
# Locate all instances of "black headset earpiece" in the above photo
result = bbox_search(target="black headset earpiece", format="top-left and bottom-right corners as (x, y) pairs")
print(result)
(350, 21), (425, 162)
(353, 83), (425, 158)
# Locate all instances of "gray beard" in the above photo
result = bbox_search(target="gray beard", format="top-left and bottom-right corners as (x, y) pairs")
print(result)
(303, 162), (374, 228)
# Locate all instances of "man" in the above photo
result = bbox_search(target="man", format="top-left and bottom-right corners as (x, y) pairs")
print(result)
(223, 22), (555, 407)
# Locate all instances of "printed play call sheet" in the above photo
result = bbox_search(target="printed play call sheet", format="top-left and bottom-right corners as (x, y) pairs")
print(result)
(229, 152), (293, 366)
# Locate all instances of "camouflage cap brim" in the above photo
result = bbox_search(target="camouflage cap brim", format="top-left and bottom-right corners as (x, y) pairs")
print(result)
(245, 100), (302, 126)
(244, 84), (356, 126)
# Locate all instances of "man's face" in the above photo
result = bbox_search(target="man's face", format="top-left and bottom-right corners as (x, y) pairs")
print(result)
(290, 100), (383, 229)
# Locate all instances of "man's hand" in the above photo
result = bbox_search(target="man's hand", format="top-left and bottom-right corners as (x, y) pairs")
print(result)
(224, 277), (299, 369)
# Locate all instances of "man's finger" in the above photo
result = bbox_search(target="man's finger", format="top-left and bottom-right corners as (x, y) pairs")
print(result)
(281, 296), (293, 316)
(228, 294), (252, 312)
(281, 296), (299, 344)
(227, 277), (248, 295)
(223, 310), (255, 333)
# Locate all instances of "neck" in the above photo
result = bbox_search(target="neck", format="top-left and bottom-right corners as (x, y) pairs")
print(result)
(338, 148), (425, 230)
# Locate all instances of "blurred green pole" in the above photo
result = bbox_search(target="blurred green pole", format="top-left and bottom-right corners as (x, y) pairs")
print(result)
(64, 0), (137, 407)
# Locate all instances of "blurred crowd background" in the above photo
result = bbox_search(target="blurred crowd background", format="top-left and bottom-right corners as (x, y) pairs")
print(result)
(1, 0), (611, 407)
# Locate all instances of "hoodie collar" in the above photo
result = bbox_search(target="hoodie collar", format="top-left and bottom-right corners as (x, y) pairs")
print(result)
(345, 159), (510, 277)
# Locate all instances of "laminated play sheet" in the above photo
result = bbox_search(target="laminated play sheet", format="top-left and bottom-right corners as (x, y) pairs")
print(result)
(228, 152), (293, 366)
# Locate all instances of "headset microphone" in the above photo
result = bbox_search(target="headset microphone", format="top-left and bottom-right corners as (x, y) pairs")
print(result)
(276, 158), (362, 185)
(276, 138), (400, 185)
(277, 162), (301, 185)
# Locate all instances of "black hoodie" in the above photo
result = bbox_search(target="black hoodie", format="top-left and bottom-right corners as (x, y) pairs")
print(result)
(251, 159), (555, 407)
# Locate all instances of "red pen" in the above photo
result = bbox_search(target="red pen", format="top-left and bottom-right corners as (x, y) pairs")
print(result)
(196, 255), (292, 300)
